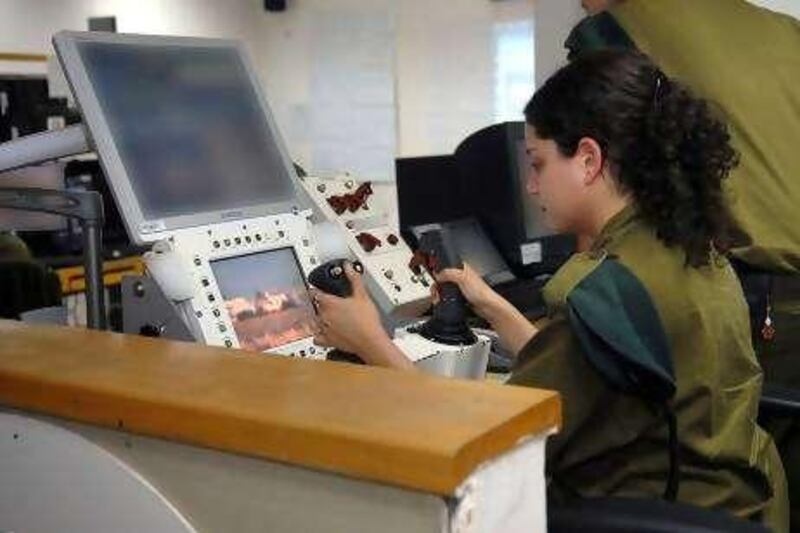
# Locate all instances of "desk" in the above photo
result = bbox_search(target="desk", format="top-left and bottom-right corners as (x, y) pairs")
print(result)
(0, 320), (560, 532)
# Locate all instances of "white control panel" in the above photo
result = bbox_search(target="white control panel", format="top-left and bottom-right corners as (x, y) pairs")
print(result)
(160, 209), (328, 360)
(393, 324), (491, 380)
(298, 174), (433, 317)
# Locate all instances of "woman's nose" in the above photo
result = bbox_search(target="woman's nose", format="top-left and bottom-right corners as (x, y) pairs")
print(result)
(526, 171), (540, 195)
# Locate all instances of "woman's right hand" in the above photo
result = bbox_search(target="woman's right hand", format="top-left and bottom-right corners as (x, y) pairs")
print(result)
(435, 262), (538, 356)
(433, 262), (505, 321)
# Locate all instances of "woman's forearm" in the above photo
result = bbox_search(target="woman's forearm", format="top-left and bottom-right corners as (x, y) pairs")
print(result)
(481, 297), (538, 356)
(357, 333), (417, 371)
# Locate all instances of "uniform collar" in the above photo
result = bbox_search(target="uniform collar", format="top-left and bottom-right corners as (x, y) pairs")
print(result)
(591, 203), (639, 252)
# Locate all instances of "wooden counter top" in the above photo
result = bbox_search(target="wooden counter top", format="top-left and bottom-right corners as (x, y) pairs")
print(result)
(0, 320), (560, 495)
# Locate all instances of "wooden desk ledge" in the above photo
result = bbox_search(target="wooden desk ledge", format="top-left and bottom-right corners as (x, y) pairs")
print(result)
(0, 320), (561, 495)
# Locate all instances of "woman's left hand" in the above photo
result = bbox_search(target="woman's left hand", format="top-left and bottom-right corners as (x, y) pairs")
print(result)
(310, 262), (391, 361)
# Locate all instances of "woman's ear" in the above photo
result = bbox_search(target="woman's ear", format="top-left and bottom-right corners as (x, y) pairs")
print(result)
(575, 137), (605, 185)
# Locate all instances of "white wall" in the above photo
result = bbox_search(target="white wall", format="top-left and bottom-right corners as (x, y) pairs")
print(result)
(254, 0), (535, 174)
(3, 0), (794, 177)
(533, 0), (583, 87)
(0, 0), (260, 55)
(395, 0), (535, 157)
(0, 0), (535, 177)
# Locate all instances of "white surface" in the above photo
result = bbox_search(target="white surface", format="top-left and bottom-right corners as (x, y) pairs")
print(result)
(307, 7), (396, 181)
(393, 0), (535, 157)
(143, 243), (197, 302)
(3, 409), (553, 533)
(299, 173), (432, 317)
(520, 241), (542, 266)
(748, 0), (800, 18)
(2, 0), (535, 167)
(534, 0), (584, 88)
(0, 125), (88, 173)
(0, 412), (195, 533)
(311, 220), (355, 263)
(450, 434), (551, 533)
(30, 412), (454, 533)
(394, 328), (491, 381)
(2, 0), (796, 166)
(253, 0), (535, 162)
(146, 210), (328, 360)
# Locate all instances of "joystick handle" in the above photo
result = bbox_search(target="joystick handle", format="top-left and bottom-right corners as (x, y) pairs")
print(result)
(308, 259), (364, 298)
(417, 229), (476, 345)
(307, 258), (366, 365)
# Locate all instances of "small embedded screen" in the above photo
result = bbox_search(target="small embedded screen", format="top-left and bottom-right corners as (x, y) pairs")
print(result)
(210, 248), (315, 351)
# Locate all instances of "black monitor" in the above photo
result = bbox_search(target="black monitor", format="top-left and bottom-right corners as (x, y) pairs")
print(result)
(454, 122), (574, 277)
(408, 218), (515, 287)
(396, 155), (471, 229)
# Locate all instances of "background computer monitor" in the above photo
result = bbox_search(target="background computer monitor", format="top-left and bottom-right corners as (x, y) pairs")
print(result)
(408, 218), (515, 286)
(54, 31), (308, 244)
(454, 121), (574, 277)
(209, 247), (316, 352)
(396, 155), (473, 227)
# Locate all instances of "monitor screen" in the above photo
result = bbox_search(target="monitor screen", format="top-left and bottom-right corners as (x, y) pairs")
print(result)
(210, 248), (316, 352)
(410, 218), (515, 286)
(77, 41), (295, 220)
(55, 32), (303, 242)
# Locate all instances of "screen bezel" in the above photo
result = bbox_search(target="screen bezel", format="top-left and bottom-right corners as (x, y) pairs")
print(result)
(209, 246), (316, 351)
(53, 31), (306, 245)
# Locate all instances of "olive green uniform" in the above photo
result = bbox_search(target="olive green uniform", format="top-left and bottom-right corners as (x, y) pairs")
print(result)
(609, 0), (800, 274)
(565, 3), (800, 528)
(511, 207), (789, 531)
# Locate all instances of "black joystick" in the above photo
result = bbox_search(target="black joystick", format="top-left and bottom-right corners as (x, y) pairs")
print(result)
(308, 259), (364, 297)
(308, 259), (366, 365)
(415, 228), (477, 346)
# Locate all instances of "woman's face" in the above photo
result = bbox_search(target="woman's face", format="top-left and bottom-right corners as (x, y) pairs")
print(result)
(581, 0), (618, 15)
(524, 124), (591, 234)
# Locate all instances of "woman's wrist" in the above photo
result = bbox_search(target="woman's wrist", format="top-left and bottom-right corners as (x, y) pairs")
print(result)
(361, 331), (416, 370)
(477, 292), (515, 327)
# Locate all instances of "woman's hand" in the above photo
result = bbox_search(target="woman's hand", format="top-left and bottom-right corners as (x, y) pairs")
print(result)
(311, 262), (414, 369)
(434, 262), (538, 356)
(433, 262), (505, 321)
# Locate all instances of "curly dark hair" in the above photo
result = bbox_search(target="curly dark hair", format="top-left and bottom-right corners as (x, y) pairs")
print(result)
(524, 50), (739, 267)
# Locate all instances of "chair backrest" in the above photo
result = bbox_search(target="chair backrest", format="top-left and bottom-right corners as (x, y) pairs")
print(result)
(548, 497), (770, 533)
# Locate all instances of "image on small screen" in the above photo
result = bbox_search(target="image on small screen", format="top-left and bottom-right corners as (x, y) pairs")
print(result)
(210, 248), (315, 352)
(76, 41), (295, 221)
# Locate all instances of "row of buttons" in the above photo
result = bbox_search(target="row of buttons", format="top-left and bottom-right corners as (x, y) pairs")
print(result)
(293, 347), (317, 358)
(211, 231), (286, 250)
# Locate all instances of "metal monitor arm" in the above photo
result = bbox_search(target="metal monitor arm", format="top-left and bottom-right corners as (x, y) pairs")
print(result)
(0, 125), (107, 329)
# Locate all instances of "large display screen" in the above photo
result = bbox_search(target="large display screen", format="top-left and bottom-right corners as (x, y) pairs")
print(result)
(74, 40), (296, 221)
(210, 248), (316, 351)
